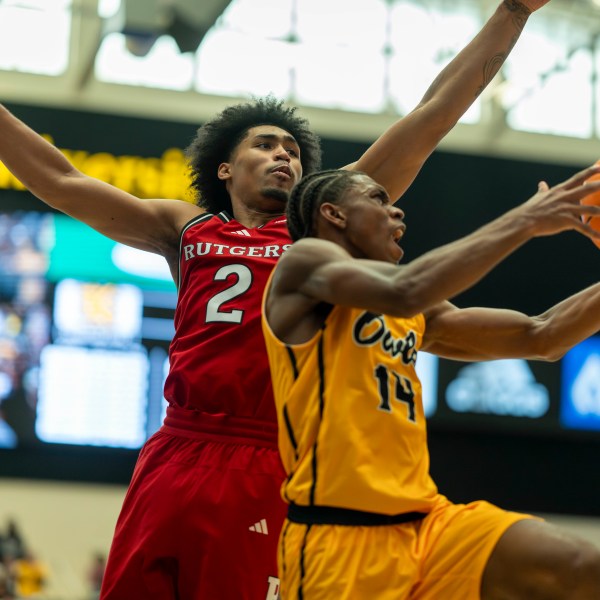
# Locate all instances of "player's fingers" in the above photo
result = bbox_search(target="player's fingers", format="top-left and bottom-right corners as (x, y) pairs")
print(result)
(578, 203), (600, 216)
(572, 219), (600, 241)
(557, 179), (600, 203)
(575, 203), (600, 224)
(538, 181), (549, 192)
(560, 164), (600, 190)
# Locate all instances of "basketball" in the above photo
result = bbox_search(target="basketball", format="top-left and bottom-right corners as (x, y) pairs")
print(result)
(582, 170), (600, 248)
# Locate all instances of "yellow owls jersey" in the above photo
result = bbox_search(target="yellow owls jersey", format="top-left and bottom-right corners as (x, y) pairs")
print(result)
(262, 289), (442, 516)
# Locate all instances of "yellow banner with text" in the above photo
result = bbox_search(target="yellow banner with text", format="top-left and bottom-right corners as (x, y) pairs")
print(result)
(0, 135), (195, 203)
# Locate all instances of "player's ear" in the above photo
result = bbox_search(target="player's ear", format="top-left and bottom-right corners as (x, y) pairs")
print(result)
(217, 162), (232, 181)
(320, 202), (346, 229)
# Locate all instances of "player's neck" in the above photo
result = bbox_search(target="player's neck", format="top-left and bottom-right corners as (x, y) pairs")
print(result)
(231, 204), (285, 228)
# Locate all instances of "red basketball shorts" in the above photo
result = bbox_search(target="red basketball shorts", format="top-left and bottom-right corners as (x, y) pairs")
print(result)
(100, 415), (286, 600)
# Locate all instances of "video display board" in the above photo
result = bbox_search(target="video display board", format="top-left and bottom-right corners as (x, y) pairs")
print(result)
(0, 210), (173, 451)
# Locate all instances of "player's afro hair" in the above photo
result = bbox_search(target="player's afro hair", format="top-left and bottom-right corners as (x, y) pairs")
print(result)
(185, 96), (322, 214)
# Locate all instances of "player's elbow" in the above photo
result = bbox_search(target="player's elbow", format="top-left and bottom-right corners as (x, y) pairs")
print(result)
(527, 319), (567, 362)
(537, 346), (568, 363)
(34, 168), (86, 209)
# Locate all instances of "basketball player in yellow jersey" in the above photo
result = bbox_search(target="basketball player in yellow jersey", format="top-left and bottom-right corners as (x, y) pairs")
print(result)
(262, 167), (600, 599)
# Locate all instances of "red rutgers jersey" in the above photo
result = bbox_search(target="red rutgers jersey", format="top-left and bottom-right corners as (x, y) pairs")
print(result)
(163, 211), (292, 421)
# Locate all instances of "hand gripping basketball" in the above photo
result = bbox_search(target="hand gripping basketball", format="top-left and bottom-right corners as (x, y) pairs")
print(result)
(582, 165), (600, 249)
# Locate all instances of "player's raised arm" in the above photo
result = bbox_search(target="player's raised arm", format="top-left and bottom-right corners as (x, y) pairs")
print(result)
(0, 104), (199, 254)
(267, 166), (600, 343)
(349, 0), (549, 201)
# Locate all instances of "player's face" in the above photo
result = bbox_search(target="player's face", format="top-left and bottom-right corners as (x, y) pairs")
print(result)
(219, 125), (303, 211)
(341, 174), (406, 264)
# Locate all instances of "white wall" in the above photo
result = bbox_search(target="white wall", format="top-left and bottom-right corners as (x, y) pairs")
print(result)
(0, 479), (126, 600)
(1, 478), (600, 599)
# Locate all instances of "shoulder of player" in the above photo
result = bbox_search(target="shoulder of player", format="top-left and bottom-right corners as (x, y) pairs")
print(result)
(137, 198), (205, 259)
(139, 197), (206, 236)
(280, 238), (348, 271)
(155, 198), (206, 228)
(272, 238), (349, 295)
(172, 202), (215, 245)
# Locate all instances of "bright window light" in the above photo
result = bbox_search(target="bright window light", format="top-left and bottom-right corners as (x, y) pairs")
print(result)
(389, 1), (481, 123)
(95, 33), (194, 91)
(97, 0), (120, 19)
(220, 0), (294, 39)
(508, 48), (593, 138)
(195, 30), (293, 99)
(296, 0), (387, 47)
(0, 0), (71, 75)
(295, 44), (386, 113)
(503, 30), (562, 100)
(504, 24), (593, 138)
(93, 0), (485, 122)
(594, 51), (600, 137)
(4, 0), (600, 142)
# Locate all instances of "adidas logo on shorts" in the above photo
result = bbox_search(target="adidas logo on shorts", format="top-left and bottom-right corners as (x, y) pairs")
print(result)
(249, 518), (269, 535)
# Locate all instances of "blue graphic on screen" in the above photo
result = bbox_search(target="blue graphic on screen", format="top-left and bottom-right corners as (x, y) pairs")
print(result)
(561, 337), (600, 431)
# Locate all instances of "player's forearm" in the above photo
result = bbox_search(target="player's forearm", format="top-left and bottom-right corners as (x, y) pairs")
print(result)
(415, 0), (532, 132)
(533, 283), (600, 360)
(0, 104), (78, 207)
(391, 208), (534, 316)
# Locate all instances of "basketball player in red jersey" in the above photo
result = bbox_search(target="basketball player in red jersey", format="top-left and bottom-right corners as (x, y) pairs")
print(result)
(0, 2), (552, 598)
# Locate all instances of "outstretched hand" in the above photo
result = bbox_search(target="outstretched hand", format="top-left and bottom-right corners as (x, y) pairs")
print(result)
(517, 165), (600, 241)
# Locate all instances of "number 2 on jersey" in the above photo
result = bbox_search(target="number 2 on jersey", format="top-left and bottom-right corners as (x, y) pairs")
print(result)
(205, 264), (253, 324)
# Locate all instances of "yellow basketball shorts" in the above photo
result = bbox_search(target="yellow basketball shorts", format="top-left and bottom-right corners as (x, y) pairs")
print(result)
(278, 498), (536, 600)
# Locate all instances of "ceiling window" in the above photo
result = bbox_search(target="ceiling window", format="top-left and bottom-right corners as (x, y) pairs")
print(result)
(4, 0), (600, 144)
(503, 17), (594, 138)
(389, 1), (482, 124)
(0, 0), (72, 75)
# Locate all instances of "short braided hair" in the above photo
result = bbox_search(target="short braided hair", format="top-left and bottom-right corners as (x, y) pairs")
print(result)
(186, 96), (322, 214)
(287, 169), (363, 241)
